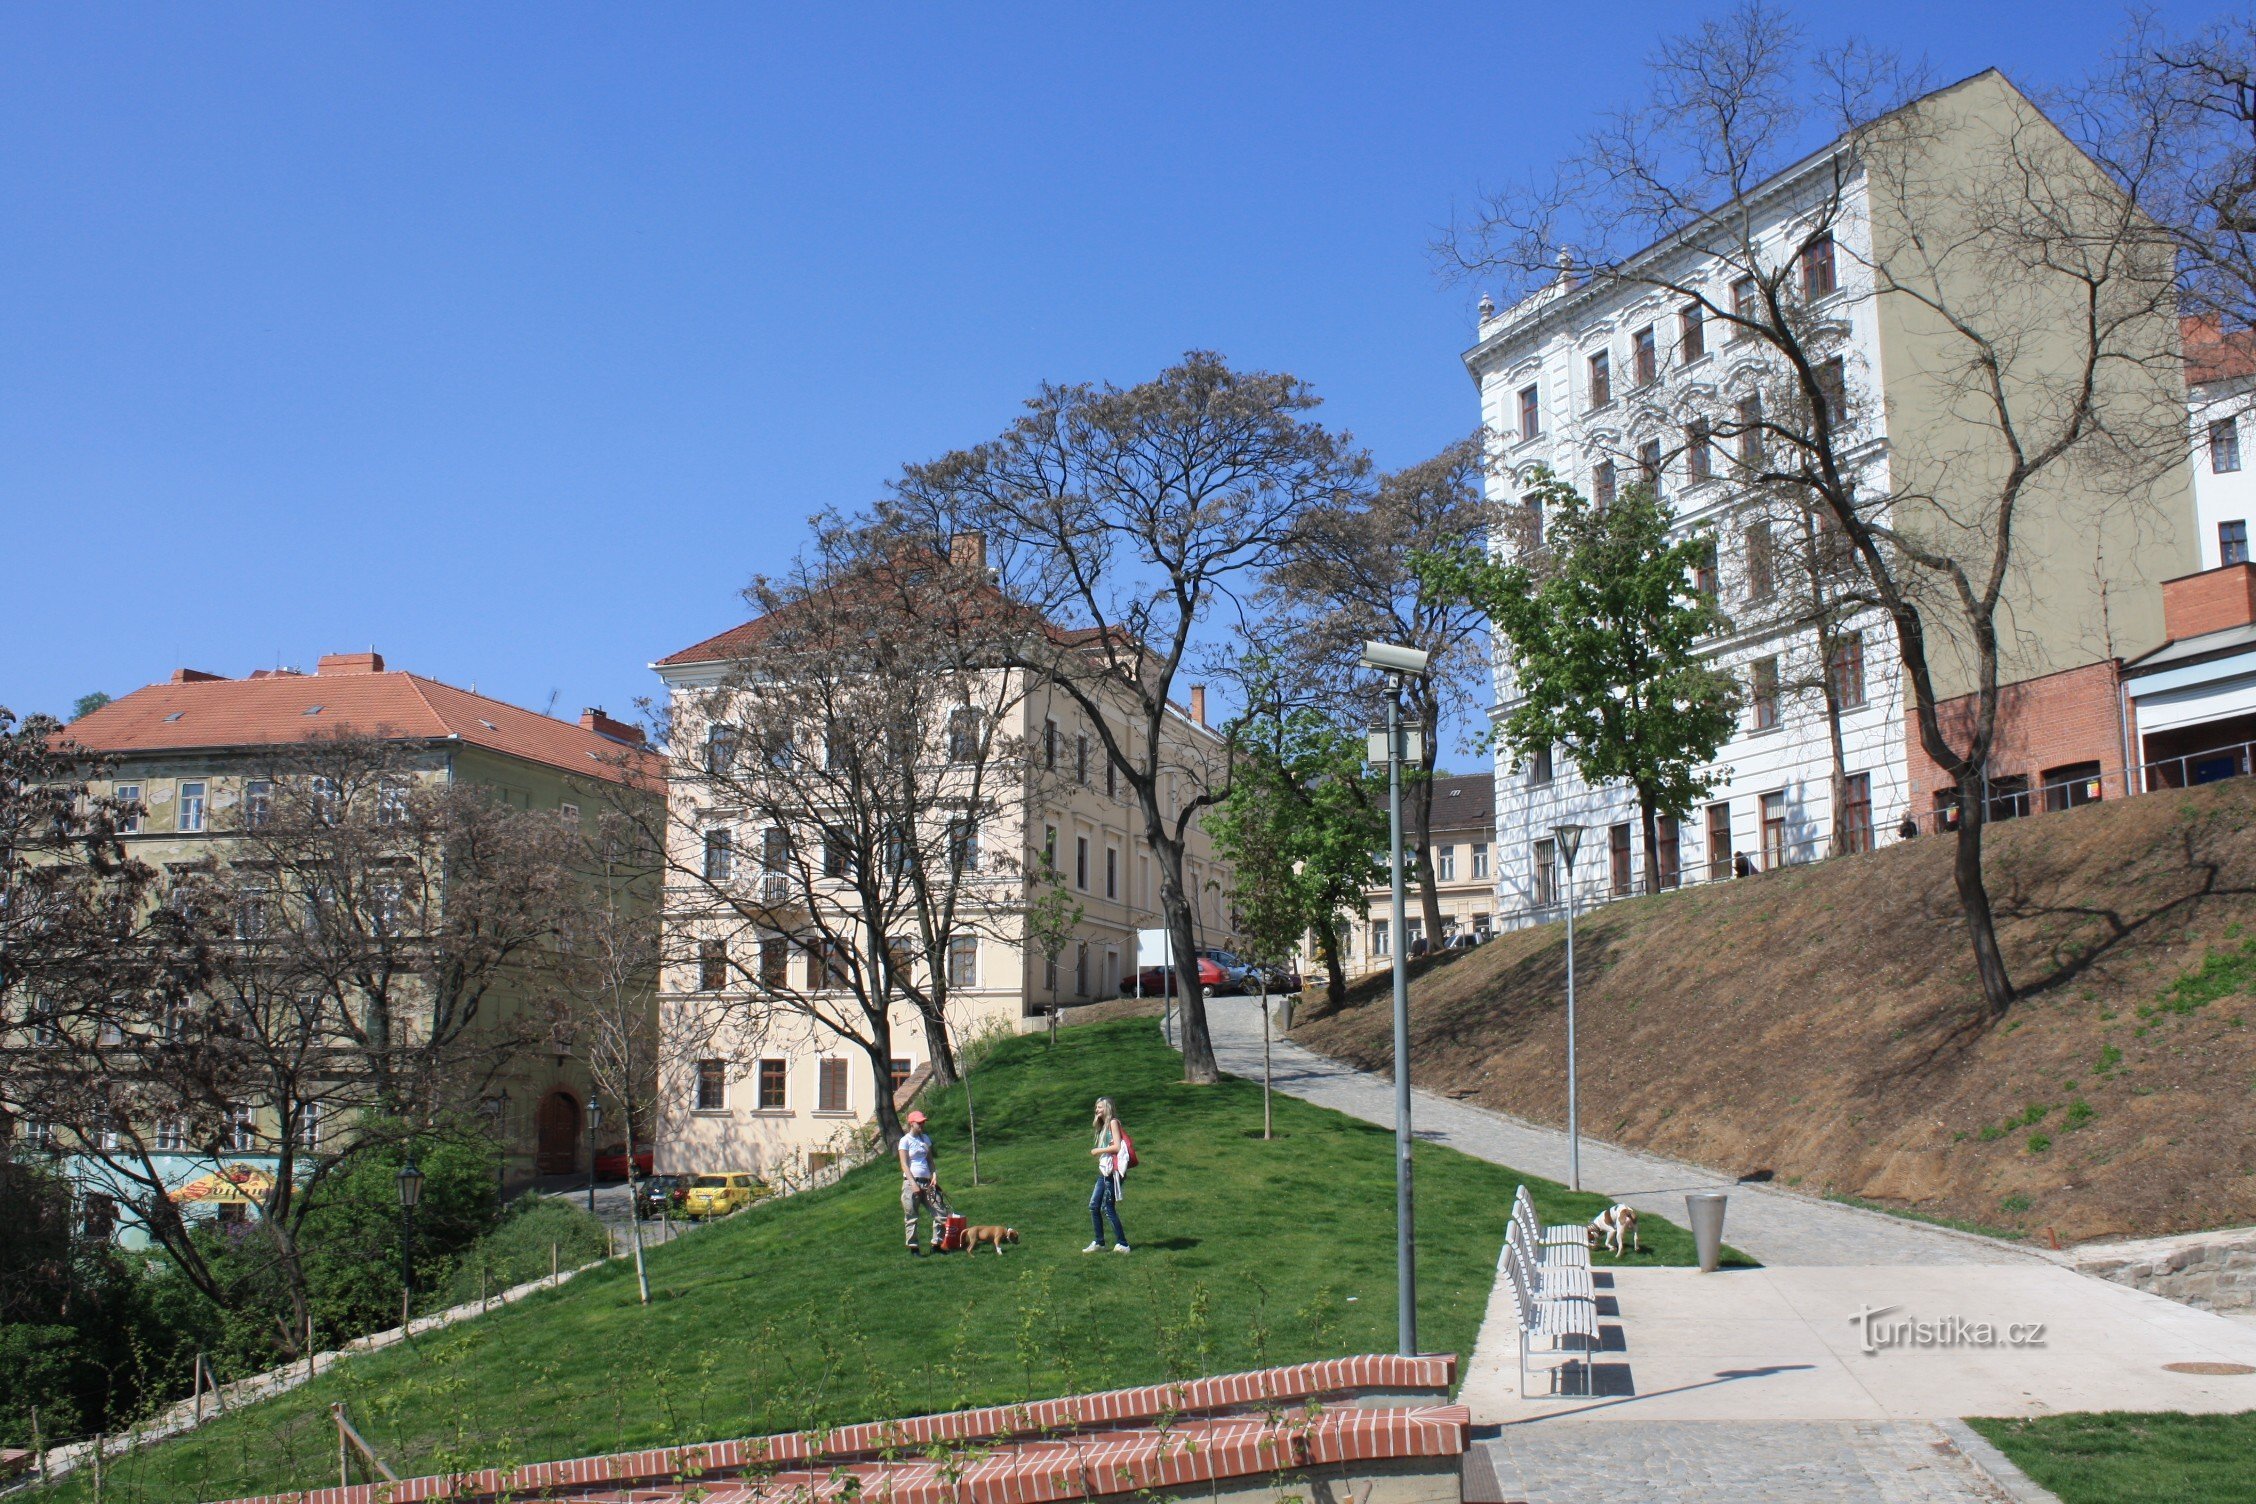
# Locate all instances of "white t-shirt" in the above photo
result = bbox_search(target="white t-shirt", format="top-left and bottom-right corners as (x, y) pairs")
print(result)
(900, 1131), (933, 1180)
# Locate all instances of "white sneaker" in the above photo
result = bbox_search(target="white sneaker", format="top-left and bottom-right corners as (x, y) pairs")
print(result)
(1083, 1241), (1103, 1253)
(1113, 1243), (1131, 1254)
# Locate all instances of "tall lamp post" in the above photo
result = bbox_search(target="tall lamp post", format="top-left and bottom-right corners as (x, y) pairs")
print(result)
(1553, 823), (1584, 1191)
(585, 1097), (604, 1215)
(1362, 639), (1430, 1358)
(396, 1157), (424, 1331)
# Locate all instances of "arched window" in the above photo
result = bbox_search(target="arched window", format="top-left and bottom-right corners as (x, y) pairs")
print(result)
(705, 723), (741, 776)
(947, 707), (981, 764)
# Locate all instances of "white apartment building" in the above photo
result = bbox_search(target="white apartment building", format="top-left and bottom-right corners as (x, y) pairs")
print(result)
(2187, 316), (2256, 571)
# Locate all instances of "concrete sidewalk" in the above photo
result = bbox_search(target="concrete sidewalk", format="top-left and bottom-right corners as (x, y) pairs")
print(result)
(1201, 998), (2036, 1268)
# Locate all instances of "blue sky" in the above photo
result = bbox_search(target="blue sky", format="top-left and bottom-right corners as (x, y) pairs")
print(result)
(0, 2), (2199, 746)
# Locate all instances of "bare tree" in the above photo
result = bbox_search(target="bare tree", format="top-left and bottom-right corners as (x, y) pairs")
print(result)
(1263, 436), (1492, 946)
(1440, 8), (2189, 1013)
(888, 351), (1368, 1082)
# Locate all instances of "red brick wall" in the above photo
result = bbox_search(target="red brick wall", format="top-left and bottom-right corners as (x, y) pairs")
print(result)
(2161, 564), (2256, 641)
(1905, 658), (2132, 813)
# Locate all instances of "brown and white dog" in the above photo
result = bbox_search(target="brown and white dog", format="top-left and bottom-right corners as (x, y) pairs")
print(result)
(964, 1225), (1020, 1254)
(1587, 1204), (1640, 1257)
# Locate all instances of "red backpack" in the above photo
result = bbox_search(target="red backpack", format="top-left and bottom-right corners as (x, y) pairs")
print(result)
(1118, 1129), (1139, 1171)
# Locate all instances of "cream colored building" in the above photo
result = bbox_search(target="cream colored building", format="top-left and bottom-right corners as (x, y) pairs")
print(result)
(1326, 773), (1497, 979)
(649, 596), (1237, 1181)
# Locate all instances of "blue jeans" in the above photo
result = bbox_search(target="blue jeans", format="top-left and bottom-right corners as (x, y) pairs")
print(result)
(1089, 1175), (1127, 1246)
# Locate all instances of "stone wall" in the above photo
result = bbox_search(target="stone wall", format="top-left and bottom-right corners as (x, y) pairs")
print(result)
(2071, 1225), (2256, 1312)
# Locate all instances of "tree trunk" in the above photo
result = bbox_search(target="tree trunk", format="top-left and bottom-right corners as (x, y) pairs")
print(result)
(1639, 794), (1662, 895)
(920, 1007), (960, 1087)
(1950, 770), (2016, 1015)
(861, 1030), (905, 1150)
(1162, 883), (1216, 1083)
(1819, 629), (1851, 857)
(624, 1122), (650, 1305)
(1316, 923), (1348, 1008)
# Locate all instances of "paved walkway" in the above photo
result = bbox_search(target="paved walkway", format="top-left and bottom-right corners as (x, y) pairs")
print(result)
(1202, 999), (2036, 1267)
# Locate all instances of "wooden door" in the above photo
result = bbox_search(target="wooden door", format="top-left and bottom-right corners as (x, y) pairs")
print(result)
(535, 1091), (580, 1175)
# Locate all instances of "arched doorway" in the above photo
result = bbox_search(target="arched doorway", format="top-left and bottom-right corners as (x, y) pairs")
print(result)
(535, 1091), (581, 1175)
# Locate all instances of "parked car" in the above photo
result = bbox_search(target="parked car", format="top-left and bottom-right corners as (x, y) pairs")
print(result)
(593, 1143), (654, 1180)
(1124, 954), (1229, 996)
(681, 1171), (765, 1220)
(635, 1173), (691, 1219)
(1197, 949), (1258, 993)
(1251, 961), (1302, 993)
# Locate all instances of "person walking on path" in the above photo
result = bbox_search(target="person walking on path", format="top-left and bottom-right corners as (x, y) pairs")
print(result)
(1083, 1096), (1130, 1254)
(899, 1109), (951, 1256)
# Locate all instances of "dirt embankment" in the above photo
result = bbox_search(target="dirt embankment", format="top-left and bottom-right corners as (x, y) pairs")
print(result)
(1293, 778), (2256, 1245)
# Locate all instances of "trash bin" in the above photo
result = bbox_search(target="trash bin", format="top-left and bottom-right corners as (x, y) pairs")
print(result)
(1685, 1191), (1728, 1273)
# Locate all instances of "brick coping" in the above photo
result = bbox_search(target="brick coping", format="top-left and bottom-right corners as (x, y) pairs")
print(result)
(209, 1354), (1459, 1504)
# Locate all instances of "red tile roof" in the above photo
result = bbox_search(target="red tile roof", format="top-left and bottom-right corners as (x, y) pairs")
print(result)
(63, 661), (659, 789)
(2185, 314), (2256, 387)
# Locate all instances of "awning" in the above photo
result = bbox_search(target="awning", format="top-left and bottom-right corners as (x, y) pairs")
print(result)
(171, 1164), (274, 1206)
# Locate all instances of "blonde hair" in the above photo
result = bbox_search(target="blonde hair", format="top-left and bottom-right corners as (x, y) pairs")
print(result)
(1092, 1097), (1117, 1132)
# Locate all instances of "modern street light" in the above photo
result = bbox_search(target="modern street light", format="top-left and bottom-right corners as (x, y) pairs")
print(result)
(1553, 823), (1584, 1192)
(395, 1157), (424, 1330)
(585, 1096), (604, 1215)
(1361, 638), (1430, 1358)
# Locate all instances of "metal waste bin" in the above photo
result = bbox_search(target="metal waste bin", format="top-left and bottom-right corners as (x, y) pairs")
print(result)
(1685, 1191), (1728, 1273)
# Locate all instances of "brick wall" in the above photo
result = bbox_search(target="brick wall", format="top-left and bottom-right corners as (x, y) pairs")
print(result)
(2161, 563), (2256, 641)
(1904, 658), (2132, 814)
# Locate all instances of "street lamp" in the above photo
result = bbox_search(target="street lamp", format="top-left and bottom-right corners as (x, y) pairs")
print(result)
(585, 1097), (604, 1214)
(395, 1158), (424, 1330)
(1553, 823), (1584, 1192)
(1360, 638), (1430, 1358)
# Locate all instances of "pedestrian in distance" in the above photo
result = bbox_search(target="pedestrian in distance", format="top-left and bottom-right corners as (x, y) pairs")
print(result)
(1732, 850), (1755, 878)
(898, 1109), (951, 1256)
(1898, 815), (1919, 841)
(1083, 1096), (1131, 1254)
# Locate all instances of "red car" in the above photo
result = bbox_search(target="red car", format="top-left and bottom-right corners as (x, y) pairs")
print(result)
(1124, 955), (1229, 996)
(593, 1144), (654, 1180)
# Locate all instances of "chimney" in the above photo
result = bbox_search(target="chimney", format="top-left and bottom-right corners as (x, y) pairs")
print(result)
(580, 707), (647, 746)
(1189, 684), (1207, 727)
(949, 532), (987, 572)
(170, 668), (225, 684)
(316, 651), (385, 675)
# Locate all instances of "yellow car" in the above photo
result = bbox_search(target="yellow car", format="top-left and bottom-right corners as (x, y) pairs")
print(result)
(681, 1171), (763, 1220)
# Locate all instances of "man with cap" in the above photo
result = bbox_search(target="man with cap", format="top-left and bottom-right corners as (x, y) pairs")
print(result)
(897, 1109), (951, 1255)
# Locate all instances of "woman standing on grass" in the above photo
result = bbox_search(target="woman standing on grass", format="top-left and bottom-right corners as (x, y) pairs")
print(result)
(1083, 1096), (1130, 1254)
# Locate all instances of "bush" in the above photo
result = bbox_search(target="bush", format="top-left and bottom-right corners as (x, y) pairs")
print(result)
(431, 1196), (610, 1309)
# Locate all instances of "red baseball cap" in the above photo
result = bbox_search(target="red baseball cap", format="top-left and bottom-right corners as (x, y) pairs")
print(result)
(906, 1110), (927, 1124)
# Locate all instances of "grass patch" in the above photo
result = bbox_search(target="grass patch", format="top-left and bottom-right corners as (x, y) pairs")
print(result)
(36, 1019), (1719, 1502)
(1971, 1412), (2256, 1504)
(2157, 935), (2256, 1017)
(1826, 1192), (2027, 1242)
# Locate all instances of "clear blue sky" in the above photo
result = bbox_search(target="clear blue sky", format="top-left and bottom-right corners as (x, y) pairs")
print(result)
(0, 2), (2195, 736)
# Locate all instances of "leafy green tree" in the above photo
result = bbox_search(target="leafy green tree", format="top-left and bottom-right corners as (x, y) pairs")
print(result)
(1420, 469), (1737, 895)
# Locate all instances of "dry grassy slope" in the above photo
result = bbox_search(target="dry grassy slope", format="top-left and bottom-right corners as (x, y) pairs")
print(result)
(1294, 778), (2256, 1244)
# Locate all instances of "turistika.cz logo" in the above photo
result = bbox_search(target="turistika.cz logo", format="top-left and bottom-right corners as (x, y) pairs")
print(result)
(1848, 1303), (2048, 1355)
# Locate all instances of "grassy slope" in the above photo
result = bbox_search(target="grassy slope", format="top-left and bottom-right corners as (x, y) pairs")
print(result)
(55, 1020), (1703, 1503)
(1972, 1412), (2256, 1504)
(1296, 777), (2256, 1243)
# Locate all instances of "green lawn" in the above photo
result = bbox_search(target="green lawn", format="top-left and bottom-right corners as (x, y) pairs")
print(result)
(1972, 1412), (2256, 1504)
(48, 1019), (1711, 1503)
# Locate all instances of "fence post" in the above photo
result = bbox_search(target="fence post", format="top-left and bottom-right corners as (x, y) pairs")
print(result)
(30, 1407), (43, 1482)
(551, 1240), (558, 1282)
(89, 1434), (101, 1504)
(192, 1352), (204, 1422)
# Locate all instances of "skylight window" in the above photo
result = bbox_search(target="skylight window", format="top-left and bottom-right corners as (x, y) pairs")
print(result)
(163, 711), (185, 723)
(479, 719), (498, 731)
(303, 705), (324, 716)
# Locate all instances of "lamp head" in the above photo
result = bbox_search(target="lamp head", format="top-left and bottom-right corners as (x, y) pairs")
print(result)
(1553, 822), (1585, 868)
(587, 1098), (604, 1130)
(1357, 641), (1431, 677)
(396, 1158), (424, 1210)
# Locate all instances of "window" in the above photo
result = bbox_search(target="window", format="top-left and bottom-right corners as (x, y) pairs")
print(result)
(1523, 492), (1545, 545)
(759, 936), (789, 987)
(890, 1058), (913, 1094)
(817, 938), (851, 990)
(375, 780), (408, 826)
(1076, 835), (1090, 890)
(757, 1058), (787, 1109)
(1828, 632), (1867, 709)
(699, 939), (728, 992)
(310, 776), (340, 823)
(1632, 325), (1658, 385)
(824, 729), (847, 771)
(823, 835), (849, 879)
(1074, 941), (1089, 996)
(1608, 823), (1632, 896)
(235, 887), (270, 941)
(695, 1060), (727, 1111)
(1075, 734), (1089, 785)
(1528, 743), (1554, 785)
(947, 936), (979, 988)
(1751, 657), (1781, 730)
(703, 828), (733, 881)
(80, 1193), (117, 1242)
(1692, 539), (1719, 599)
(1043, 824), (1059, 871)
(1592, 459), (1617, 507)
(558, 801), (579, 828)
(1737, 394), (1765, 465)
(1532, 839), (1559, 908)
(178, 780), (207, 833)
(1436, 845), (1456, 882)
(154, 1117), (186, 1152)
(1105, 845), (1118, 898)
(1680, 302), (1706, 363)
(949, 817), (979, 873)
(947, 707), (980, 763)
(1730, 274), (1758, 335)
(706, 724), (740, 775)
(2222, 519), (2250, 566)
(761, 825), (789, 885)
(2211, 418), (2242, 474)
(1044, 720), (1059, 771)
(1372, 919), (1390, 957)
(1105, 758), (1116, 798)
(1637, 438), (1663, 493)
(1657, 815), (1681, 889)
(1705, 801), (1732, 880)
(1587, 348), (1612, 408)
(2043, 761), (2104, 812)
(1841, 773), (1875, 853)
(1815, 357), (1847, 434)
(1745, 521), (1776, 601)
(1518, 384), (1540, 440)
(817, 1058), (849, 1113)
(224, 1103), (259, 1152)
(1799, 233), (1837, 298)
(1471, 843), (1490, 879)
(1761, 791), (1789, 869)
(242, 779), (271, 830)
(114, 782), (141, 834)
(1686, 418), (1713, 482)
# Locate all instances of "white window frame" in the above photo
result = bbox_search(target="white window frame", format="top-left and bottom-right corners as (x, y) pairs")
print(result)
(178, 780), (207, 833)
